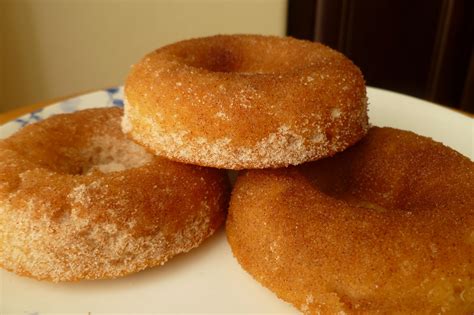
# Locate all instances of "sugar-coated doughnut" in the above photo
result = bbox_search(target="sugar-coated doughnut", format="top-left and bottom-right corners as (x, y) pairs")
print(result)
(227, 127), (474, 314)
(0, 108), (229, 282)
(123, 34), (368, 169)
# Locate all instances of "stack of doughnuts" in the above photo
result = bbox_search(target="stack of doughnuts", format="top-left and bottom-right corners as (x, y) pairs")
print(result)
(1, 35), (472, 313)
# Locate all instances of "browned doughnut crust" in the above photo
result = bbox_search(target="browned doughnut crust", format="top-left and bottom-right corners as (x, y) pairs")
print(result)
(0, 108), (229, 282)
(227, 127), (474, 314)
(123, 34), (368, 169)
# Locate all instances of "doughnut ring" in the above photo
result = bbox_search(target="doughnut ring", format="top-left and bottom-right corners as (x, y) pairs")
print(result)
(0, 108), (229, 282)
(123, 34), (368, 169)
(227, 127), (474, 313)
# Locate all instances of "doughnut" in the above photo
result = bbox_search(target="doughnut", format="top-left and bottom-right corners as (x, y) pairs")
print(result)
(0, 108), (229, 282)
(123, 34), (368, 169)
(227, 127), (474, 314)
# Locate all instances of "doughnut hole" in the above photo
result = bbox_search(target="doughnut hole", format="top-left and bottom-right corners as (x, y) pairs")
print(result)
(79, 135), (152, 174)
(165, 35), (332, 74)
(300, 127), (471, 213)
(3, 112), (152, 176)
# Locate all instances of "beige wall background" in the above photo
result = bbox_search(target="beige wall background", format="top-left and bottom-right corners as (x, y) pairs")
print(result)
(0, 0), (287, 112)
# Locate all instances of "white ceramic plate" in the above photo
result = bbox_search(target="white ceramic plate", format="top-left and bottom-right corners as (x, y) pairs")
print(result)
(1, 87), (472, 314)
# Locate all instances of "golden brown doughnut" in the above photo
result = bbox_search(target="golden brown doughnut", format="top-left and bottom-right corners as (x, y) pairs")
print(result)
(0, 108), (229, 282)
(227, 127), (474, 314)
(123, 34), (368, 169)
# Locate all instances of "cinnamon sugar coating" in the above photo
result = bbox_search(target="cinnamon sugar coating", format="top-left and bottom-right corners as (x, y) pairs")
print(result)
(227, 127), (474, 314)
(123, 34), (368, 169)
(0, 108), (229, 282)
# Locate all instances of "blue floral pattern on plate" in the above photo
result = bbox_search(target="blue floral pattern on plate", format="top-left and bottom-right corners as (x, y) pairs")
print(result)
(14, 109), (43, 127)
(106, 87), (124, 107)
